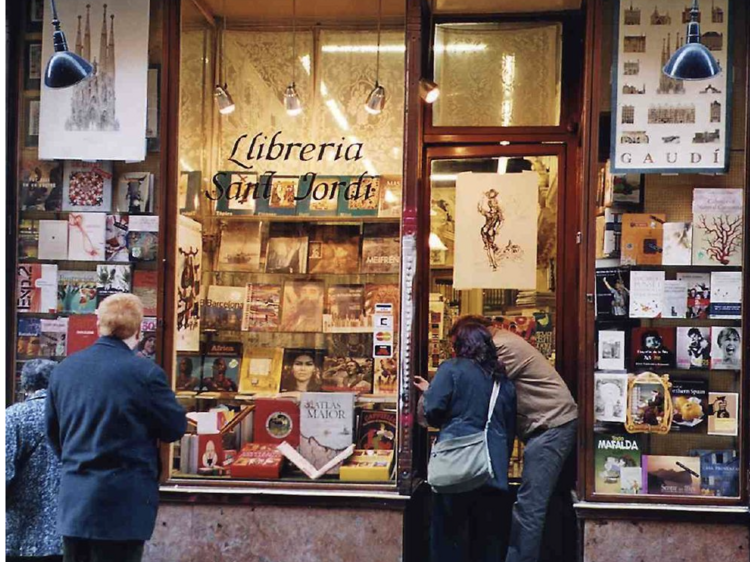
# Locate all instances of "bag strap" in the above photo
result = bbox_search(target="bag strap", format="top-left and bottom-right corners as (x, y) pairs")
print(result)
(484, 380), (501, 432)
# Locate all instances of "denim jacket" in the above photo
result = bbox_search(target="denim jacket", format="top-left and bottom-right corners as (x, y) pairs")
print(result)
(423, 358), (516, 491)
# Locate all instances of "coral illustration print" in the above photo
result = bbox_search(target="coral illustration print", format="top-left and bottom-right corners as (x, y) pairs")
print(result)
(477, 188), (523, 271)
(695, 214), (741, 265)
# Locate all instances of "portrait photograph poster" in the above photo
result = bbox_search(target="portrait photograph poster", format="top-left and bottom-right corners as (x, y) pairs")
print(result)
(611, 0), (731, 173)
(453, 172), (538, 290)
(39, 0), (151, 161)
(176, 216), (202, 352)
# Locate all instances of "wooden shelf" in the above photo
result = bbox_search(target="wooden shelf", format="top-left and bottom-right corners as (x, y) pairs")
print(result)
(192, 214), (400, 224)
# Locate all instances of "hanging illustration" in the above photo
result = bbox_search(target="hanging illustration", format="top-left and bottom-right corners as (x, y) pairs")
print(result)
(176, 216), (202, 351)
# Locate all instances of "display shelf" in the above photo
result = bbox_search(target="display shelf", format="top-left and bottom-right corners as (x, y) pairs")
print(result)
(197, 215), (401, 224)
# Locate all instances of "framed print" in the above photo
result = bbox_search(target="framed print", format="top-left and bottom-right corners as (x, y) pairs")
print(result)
(25, 97), (40, 148)
(625, 371), (673, 435)
(146, 66), (160, 152)
(27, 0), (44, 31)
(25, 41), (43, 90)
(611, 0), (731, 173)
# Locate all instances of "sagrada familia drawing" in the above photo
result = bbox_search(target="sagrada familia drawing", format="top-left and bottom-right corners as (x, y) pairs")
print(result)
(65, 4), (119, 132)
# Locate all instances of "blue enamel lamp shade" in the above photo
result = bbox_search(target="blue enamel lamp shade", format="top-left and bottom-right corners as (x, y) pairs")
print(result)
(45, 25), (93, 89)
(663, 0), (721, 81)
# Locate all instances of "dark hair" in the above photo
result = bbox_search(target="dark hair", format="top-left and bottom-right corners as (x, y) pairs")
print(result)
(449, 316), (505, 381)
(641, 330), (662, 348)
(21, 359), (56, 392)
(718, 327), (740, 347)
(687, 328), (702, 338)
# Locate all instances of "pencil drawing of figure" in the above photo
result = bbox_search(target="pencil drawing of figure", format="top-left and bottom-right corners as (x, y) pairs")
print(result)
(478, 189), (504, 269)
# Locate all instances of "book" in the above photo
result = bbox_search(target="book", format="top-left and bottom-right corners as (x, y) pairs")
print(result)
(356, 410), (396, 450)
(338, 175), (380, 217)
(127, 216), (158, 262)
(242, 284), (281, 332)
(95, 264), (132, 304)
(595, 208), (622, 259)
(594, 372), (628, 423)
(197, 434), (224, 471)
(361, 236), (400, 274)
(689, 449), (739, 497)
(17, 264), (57, 313)
(37, 220), (68, 260)
(321, 356), (374, 393)
(709, 271), (741, 319)
(253, 398), (301, 447)
(339, 450), (394, 482)
(692, 188), (743, 267)
(105, 214), (129, 262)
(661, 222), (692, 266)
(620, 213), (665, 266)
(20, 159), (62, 211)
(279, 281), (324, 332)
(277, 442), (355, 479)
(57, 270), (98, 314)
(307, 226), (361, 275)
(62, 161), (113, 212)
(280, 349), (326, 392)
(217, 223), (262, 272)
(707, 392), (739, 435)
(17, 318), (42, 358)
(265, 236), (309, 274)
(257, 175), (299, 216)
(175, 354), (202, 391)
(595, 269), (630, 319)
(40, 318), (68, 357)
(373, 356), (398, 395)
(327, 333), (373, 358)
(610, 172), (642, 206)
(67, 314), (98, 354)
(201, 341), (242, 392)
(203, 286), (245, 331)
(115, 172), (153, 214)
(643, 455), (701, 495)
(675, 327), (711, 370)
(214, 171), (259, 215)
(299, 392), (355, 474)
(295, 174), (345, 216)
(378, 175), (403, 218)
(19, 219), (39, 260)
(132, 270), (158, 316)
(662, 280), (688, 319)
(238, 347), (284, 394)
(631, 327), (675, 369)
(594, 433), (643, 495)
(228, 443), (284, 479)
(323, 285), (368, 333)
(710, 327), (741, 370)
(364, 283), (400, 329)
(670, 379), (708, 432)
(67, 212), (106, 261)
(677, 272), (710, 319)
(628, 270), (665, 318)
(135, 317), (157, 361)
(597, 331), (626, 371)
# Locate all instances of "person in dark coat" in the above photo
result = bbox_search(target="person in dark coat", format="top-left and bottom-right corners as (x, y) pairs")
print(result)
(6, 359), (63, 562)
(45, 294), (187, 562)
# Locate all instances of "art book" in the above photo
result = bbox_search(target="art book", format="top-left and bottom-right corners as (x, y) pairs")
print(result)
(67, 314), (98, 354)
(707, 392), (738, 436)
(280, 349), (326, 393)
(127, 215), (159, 262)
(135, 317), (156, 361)
(217, 223), (262, 272)
(201, 341), (242, 392)
(373, 356), (398, 395)
(299, 392), (355, 474)
(356, 410), (396, 450)
(661, 222), (692, 266)
(307, 225), (361, 275)
(238, 347), (284, 394)
(676, 327), (711, 370)
(663, 280), (688, 319)
(40, 317), (68, 357)
(710, 327), (741, 370)
(364, 283), (400, 330)
(594, 372), (628, 423)
(620, 213), (665, 266)
(643, 455), (701, 496)
(295, 174), (346, 216)
(242, 284), (281, 332)
(17, 318), (42, 358)
(677, 272), (710, 319)
(20, 159), (62, 211)
(115, 172), (153, 214)
(594, 433), (643, 495)
(68, 212), (106, 261)
(279, 281), (324, 333)
(594, 268), (630, 319)
(324, 285), (368, 333)
(253, 398), (300, 447)
(265, 236), (309, 274)
(228, 443), (284, 479)
(95, 264), (132, 304)
(132, 270), (158, 316)
(628, 270), (665, 318)
(17, 264), (57, 313)
(19, 219), (39, 260)
(35, 220), (67, 261)
(338, 175), (380, 217)
(215, 172), (259, 215)
(689, 449), (739, 497)
(175, 354), (202, 392)
(709, 271), (741, 319)
(361, 236), (400, 274)
(321, 356), (374, 393)
(378, 175), (403, 218)
(105, 214), (129, 262)
(255, 175), (299, 216)
(597, 331), (626, 372)
(57, 270), (98, 314)
(692, 188), (742, 267)
(631, 327), (675, 369)
(339, 450), (394, 482)
(62, 161), (113, 212)
(671, 379), (708, 433)
(202, 286), (245, 331)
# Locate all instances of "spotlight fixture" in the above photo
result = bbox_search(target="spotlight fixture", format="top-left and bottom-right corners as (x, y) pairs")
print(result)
(285, 0), (303, 116)
(215, 0), (235, 115)
(419, 78), (440, 104)
(364, 0), (386, 115)
(44, 0), (93, 89)
(663, 0), (721, 81)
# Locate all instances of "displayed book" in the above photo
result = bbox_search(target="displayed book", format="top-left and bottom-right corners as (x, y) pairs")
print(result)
(253, 398), (301, 448)
(95, 264), (132, 304)
(132, 270), (158, 316)
(661, 222), (692, 266)
(689, 449), (739, 497)
(175, 354), (202, 391)
(339, 450), (394, 482)
(256, 175), (299, 216)
(19, 219), (39, 260)
(17, 264), (57, 313)
(228, 443), (284, 479)
(295, 174), (346, 216)
(628, 270), (665, 318)
(196, 434), (224, 471)
(643, 455), (701, 496)
(610, 172), (642, 206)
(105, 214), (129, 262)
(321, 356), (374, 393)
(594, 433), (643, 495)
(299, 392), (355, 474)
(280, 348), (326, 392)
(67, 314), (98, 354)
(36, 220), (68, 260)
(597, 331), (626, 371)
(265, 236), (309, 274)
(675, 327), (711, 370)
(279, 281), (324, 332)
(277, 442), (355, 480)
(327, 333), (373, 358)
(709, 271), (741, 319)
(67, 212), (106, 261)
(361, 236), (400, 274)
(670, 379), (708, 433)
(378, 175), (403, 218)
(215, 171), (260, 215)
(127, 216), (159, 262)
(595, 208), (622, 259)
(594, 372), (628, 423)
(533, 312), (555, 360)
(662, 280), (688, 319)
(217, 223), (262, 272)
(356, 410), (396, 450)
(677, 272), (710, 319)
(620, 213), (665, 266)
(20, 159), (62, 211)
(323, 285), (368, 333)
(594, 268), (630, 319)
(203, 285), (245, 331)
(307, 225), (361, 275)
(373, 356), (398, 395)
(62, 161), (113, 212)
(631, 327), (675, 369)
(710, 327), (741, 371)
(242, 284), (281, 332)
(338, 175), (381, 217)
(707, 392), (739, 436)
(40, 318), (68, 357)
(238, 347), (284, 394)
(135, 317), (157, 361)
(115, 172), (153, 214)
(201, 341), (242, 392)
(692, 188), (742, 267)
(17, 318), (42, 358)
(364, 283), (400, 328)
(57, 270), (98, 314)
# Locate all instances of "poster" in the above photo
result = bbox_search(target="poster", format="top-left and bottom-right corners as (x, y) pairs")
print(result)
(453, 172), (538, 290)
(176, 216), (202, 351)
(611, 0), (731, 173)
(39, 0), (151, 161)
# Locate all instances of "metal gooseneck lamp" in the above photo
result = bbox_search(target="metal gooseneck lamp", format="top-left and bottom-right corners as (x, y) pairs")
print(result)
(214, 0), (236, 115)
(663, 0), (721, 80)
(44, 0), (93, 89)
(364, 0), (386, 114)
(284, 0), (303, 116)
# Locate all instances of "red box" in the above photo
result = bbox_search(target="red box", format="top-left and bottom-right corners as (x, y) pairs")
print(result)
(228, 443), (284, 479)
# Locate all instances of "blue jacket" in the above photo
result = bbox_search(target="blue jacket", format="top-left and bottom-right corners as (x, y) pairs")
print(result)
(45, 337), (187, 541)
(423, 358), (516, 491)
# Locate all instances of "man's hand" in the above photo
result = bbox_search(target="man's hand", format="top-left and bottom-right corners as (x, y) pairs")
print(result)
(413, 376), (430, 393)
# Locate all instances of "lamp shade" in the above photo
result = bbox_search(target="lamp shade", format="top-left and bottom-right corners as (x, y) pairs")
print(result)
(663, 43), (721, 80)
(284, 83), (302, 116)
(364, 83), (386, 115)
(44, 30), (93, 89)
(214, 85), (236, 115)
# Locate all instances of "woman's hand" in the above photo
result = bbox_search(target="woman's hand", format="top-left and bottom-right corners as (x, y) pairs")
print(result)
(413, 376), (430, 393)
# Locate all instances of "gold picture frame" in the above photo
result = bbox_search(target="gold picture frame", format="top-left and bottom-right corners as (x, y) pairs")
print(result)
(625, 371), (673, 435)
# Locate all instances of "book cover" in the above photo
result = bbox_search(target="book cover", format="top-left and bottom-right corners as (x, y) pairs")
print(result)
(299, 392), (355, 474)
(255, 175), (299, 216)
(68, 212), (106, 261)
(135, 317), (157, 361)
(663, 280), (688, 319)
(105, 214), (130, 262)
(228, 443), (284, 479)
(201, 341), (242, 392)
(96, 264), (132, 304)
(631, 327), (675, 369)
(364, 283), (400, 329)
(629, 270), (665, 318)
(37, 220), (68, 260)
(707, 392), (739, 435)
(265, 236), (309, 274)
(595, 269), (630, 319)
(594, 433), (643, 495)
(295, 174), (346, 216)
(279, 281), (324, 332)
(175, 354), (202, 391)
(356, 410), (396, 450)
(689, 449), (739, 497)
(253, 398), (301, 447)
(19, 219), (39, 260)
(242, 284), (281, 332)
(133, 270), (158, 316)
(20, 159), (62, 211)
(338, 175), (380, 217)
(361, 236), (400, 274)
(307, 225), (361, 275)
(692, 188), (743, 267)
(197, 434), (224, 470)
(203, 286), (245, 331)
(324, 285), (368, 333)
(676, 327), (711, 370)
(594, 372), (628, 423)
(620, 213), (665, 266)
(115, 172), (153, 214)
(57, 270), (98, 314)
(677, 272), (710, 319)
(661, 222), (692, 266)
(214, 171), (259, 215)
(643, 455), (701, 496)
(671, 379), (708, 432)
(40, 318), (68, 357)
(238, 347), (284, 394)
(217, 223), (262, 272)
(17, 318), (42, 358)
(280, 349), (326, 393)
(597, 331), (626, 371)
(339, 450), (394, 482)
(327, 333), (373, 358)
(17, 264), (57, 313)
(321, 357), (374, 393)
(373, 356), (398, 395)
(710, 327), (741, 370)
(67, 314), (98, 354)
(610, 172), (642, 206)
(709, 271), (742, 319)
(62, 161), (113, 212)
(378, 175), (403, 218)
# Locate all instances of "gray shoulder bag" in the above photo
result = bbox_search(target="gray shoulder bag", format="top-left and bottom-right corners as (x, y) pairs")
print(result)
(427, 379), (501, 494)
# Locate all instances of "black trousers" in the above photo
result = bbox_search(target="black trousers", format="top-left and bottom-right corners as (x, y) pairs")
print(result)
(62, 538), (144, 562)
(7, 557), (63, 562)
(431, 486), (510, 562)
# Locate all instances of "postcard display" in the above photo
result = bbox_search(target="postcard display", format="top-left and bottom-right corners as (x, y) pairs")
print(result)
(172, 172), (402, 483)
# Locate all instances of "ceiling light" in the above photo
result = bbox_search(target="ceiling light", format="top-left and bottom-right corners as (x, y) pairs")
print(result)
(44, 0), (92, 88)
(286, 0), (303, 116)
(663, 0), (721, 80)
(419, 78), (440, 104)
(364, 0), (386, 115)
